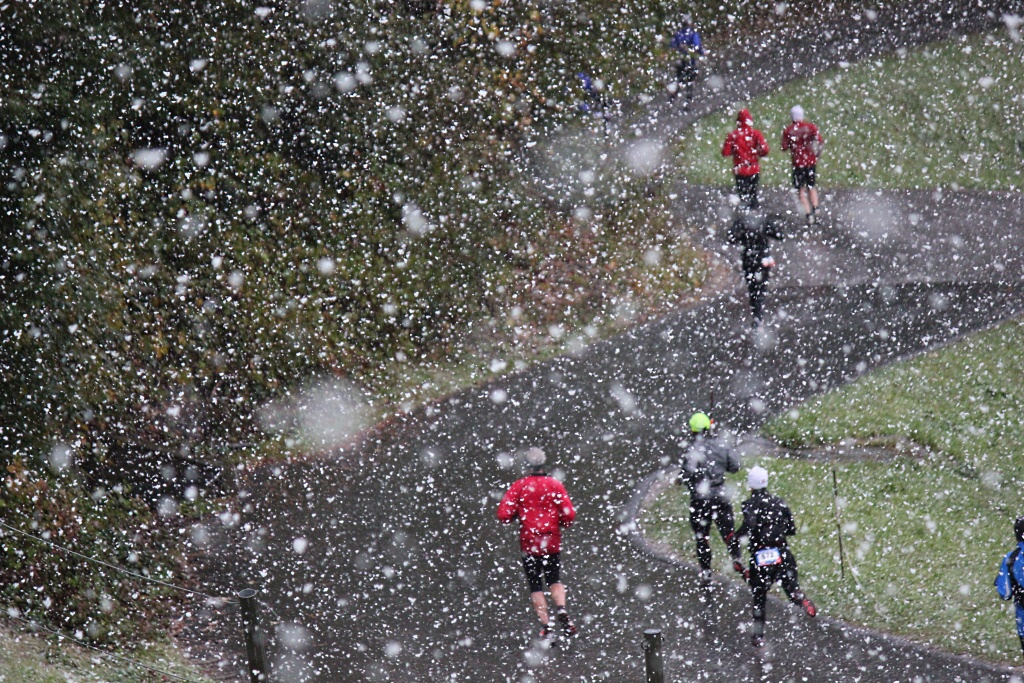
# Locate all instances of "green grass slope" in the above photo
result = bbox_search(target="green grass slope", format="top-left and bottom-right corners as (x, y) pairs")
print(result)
(676, 31), (1024, 190)
(643, 316), (1024, 663)
(769, 319), (1024, 485)
(0, 624), (216, 683)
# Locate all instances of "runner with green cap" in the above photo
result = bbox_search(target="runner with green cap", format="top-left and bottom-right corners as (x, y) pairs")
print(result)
(676, 411), (746, 584)
(689, 411), (712, 433)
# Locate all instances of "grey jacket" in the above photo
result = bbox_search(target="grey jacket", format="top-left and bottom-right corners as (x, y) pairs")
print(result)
(678, 434), (741, 500)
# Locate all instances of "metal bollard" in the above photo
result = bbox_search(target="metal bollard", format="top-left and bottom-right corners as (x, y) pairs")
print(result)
(642, 628), (664, 683)
(238, 588), (270, 683)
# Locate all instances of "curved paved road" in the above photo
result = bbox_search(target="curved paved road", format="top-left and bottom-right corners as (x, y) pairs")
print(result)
(195, 280), (1024, 683)
(190, 4), (1024, 682)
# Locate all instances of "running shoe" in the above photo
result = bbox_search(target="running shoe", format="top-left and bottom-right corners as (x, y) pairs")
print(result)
(698, 569), (712, 586)
(801, 598), (817, 617)
(751, 634), (765, 648)
(557, 612), (577, 637)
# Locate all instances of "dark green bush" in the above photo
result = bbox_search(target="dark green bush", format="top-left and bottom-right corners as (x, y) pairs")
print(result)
(0, 459), (182, 644)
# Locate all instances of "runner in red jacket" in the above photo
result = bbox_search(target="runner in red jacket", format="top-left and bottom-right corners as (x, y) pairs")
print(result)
(781, 105), (824, 226)
(722, 108), (769, 208)
(497, 447), (578, 640)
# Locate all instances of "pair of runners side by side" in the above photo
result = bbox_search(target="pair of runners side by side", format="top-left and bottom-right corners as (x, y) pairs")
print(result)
(722, 105), (824, 222)
(676, 412), (816, 649)
(669, 14), (823, 222)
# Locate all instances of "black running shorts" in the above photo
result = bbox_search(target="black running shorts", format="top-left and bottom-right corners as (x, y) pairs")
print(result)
(522, 553), (561, 593)
(792, 165), (816, 189)
(734, 173), (760, 208)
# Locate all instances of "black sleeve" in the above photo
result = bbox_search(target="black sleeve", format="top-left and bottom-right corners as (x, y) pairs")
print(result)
(783, 504), (796, 537)
(677, 463), (693, 487)
(676, 449), (693, 485)
(736, 501), (752, 541)
(727, 218), (743, 245)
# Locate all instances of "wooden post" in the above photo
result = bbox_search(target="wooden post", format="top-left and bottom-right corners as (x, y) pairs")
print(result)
(832, 468), (847, 579)
(238, 588), (269, 682)
(642, 628), (664, 683)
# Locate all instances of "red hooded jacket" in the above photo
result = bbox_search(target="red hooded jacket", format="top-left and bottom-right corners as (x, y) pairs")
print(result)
(722, 109), (769, 177)
(781, 120), (823, 169)
(497, 473), (576, 555)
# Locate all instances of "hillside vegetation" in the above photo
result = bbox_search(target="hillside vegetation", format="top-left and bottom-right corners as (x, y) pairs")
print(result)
(0, 624), (216, 683)
(0, 0), (832, 649)
(0, 0), (856, 461)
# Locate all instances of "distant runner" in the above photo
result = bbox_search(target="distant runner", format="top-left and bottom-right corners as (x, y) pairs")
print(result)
(727, 206), (784, 327)
(675, 412), (745, 584)
(497, 447), (578, 641)
(722, 109), (769, 209)
(576, 72), (608, 120)
(669, 14), (705, 103)
(994, 516), (1024, 661)
(736, 466), (816, 649)
(781, 105), (825, 226)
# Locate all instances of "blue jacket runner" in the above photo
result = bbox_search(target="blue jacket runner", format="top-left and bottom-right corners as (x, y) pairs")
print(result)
(995, 541), (1024, 637)
(671, 27), (704, 60)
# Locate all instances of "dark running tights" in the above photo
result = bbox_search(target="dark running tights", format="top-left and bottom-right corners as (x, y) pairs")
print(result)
(690, 497), (741, 571)
(745, 269), (768, 321)
(749, 550), (804, 637)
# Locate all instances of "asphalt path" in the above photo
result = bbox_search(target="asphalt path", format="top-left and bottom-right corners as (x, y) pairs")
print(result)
(189, 4), (1024, 682)
(190, 196), (1024, 683)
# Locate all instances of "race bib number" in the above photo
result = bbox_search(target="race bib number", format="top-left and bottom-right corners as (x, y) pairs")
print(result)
(755, 548), (782, 567)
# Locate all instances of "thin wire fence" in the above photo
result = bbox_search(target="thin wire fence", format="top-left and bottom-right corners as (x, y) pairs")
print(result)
(0, 513), (274, 681)
(0, 518), (237, 604)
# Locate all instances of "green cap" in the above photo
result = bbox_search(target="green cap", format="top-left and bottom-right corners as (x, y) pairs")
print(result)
(689, 412), (712, 433)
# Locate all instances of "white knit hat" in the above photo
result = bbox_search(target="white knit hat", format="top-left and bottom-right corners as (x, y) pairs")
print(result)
(748, 466), (768, 490)
(790, 105), (805, 122)
(525, 447), (547, 466)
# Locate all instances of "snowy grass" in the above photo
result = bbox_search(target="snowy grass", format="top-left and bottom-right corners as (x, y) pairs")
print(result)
(644, 457), (1022, 663)
(768, 318), (1024, 483)
(676, 31), (1024, 190)
(766, 318), (1024, 664)
(0, 624), (218, 683)
(643, 318), (1024, 664)
(761, 457), (1018, 662)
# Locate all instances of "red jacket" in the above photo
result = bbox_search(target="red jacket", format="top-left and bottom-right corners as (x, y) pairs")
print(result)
(497, 473), (576, 555)
(781, 120), (823, 168)
(722, 109), (769, 177)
